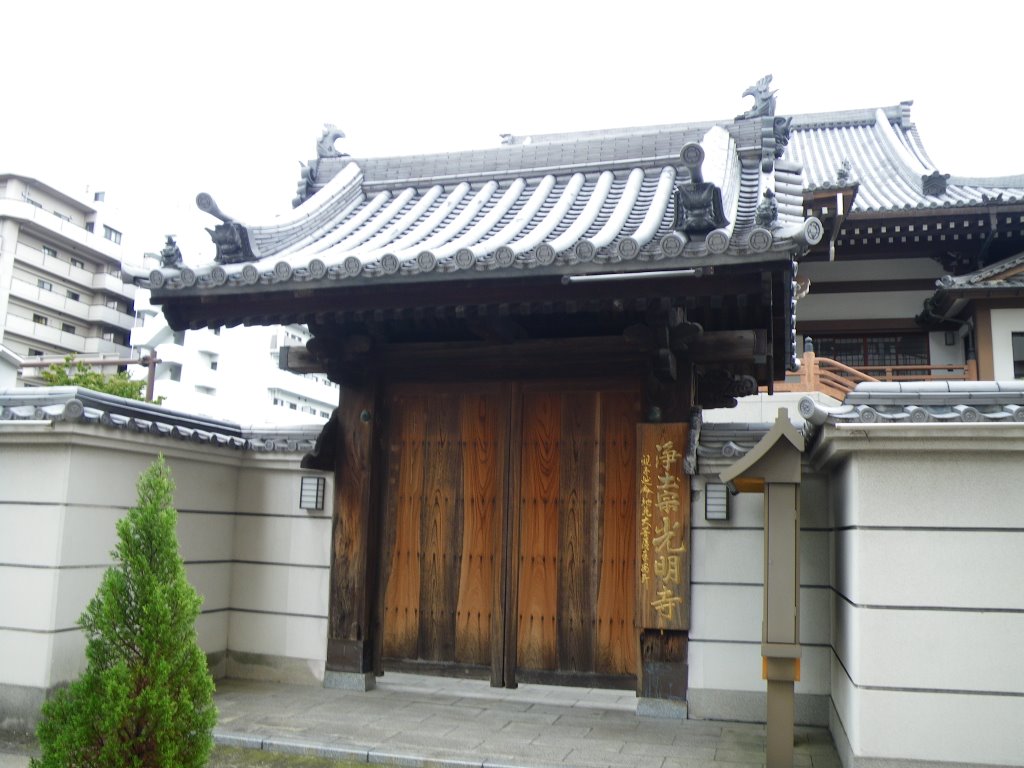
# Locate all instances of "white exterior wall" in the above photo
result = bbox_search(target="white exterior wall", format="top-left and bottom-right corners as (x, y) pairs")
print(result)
(990, 308), (1024, 380)
(686, 470), (832, 725)
(0, 422), (332, 729)
(815, 425), (1024, 768)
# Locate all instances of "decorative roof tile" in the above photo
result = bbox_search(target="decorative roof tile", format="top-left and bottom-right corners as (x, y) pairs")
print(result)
(798, 381), (1024, 425)
(0, 387), (321, 453)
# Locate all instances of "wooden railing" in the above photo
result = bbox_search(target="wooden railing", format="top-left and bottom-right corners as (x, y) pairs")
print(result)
(770, 352), (978, 400)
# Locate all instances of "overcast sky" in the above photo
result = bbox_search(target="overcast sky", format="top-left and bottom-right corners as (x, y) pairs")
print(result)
(2, 1), (1021, 264)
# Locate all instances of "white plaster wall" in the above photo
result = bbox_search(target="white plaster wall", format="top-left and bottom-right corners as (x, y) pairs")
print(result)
(797, 291), (932, 323)
(688, 470), (832, 717)
(990, 307), (1024, 380)
(0, 422), (331, 727)
(821, 427), (1024, 766)
(228, 458), (332, 682)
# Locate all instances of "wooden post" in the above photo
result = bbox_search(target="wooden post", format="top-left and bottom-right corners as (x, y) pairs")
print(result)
(720, 411), (804, 768)
(324, 376), (381, 691)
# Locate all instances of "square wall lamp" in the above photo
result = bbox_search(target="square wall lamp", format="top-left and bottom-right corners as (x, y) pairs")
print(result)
(300, 475), (326, 511)
(705, 481), (729, 520)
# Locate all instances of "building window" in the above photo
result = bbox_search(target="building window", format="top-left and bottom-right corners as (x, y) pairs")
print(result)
(62, 323), (76, 335)
(70, 257), (85, 269)
(33, 314), (48, 325)
(167, 364), (182, 382)
(37, 279), (53, 292)
(28, 348), (44, 356)
(172, 331), (186, 346)
(42, 246), (57, 258)
(66, 289), (81, 301)
(195, 385), (215, 395)
(85, 222), (95, 233)
(54, 212), (72, 222)
(93, 192), (105, 202)
(1013, 333), (1024, 378)
(289, 403), (297, 410)
(28, 199), (42, 209)
(814, 334), (929, 371)
(103, 226), (122, 244)
(210, 360), (218, 371)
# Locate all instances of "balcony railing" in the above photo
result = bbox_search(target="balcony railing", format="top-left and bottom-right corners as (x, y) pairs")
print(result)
(772, 351), (977, 400)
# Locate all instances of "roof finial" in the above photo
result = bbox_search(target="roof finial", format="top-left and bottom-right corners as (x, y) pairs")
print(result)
(737, 74), (776, 119)
(316, 124), (348, 159)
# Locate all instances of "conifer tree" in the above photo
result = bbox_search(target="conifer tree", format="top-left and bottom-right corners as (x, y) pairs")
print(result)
(32, 456), (216, 768)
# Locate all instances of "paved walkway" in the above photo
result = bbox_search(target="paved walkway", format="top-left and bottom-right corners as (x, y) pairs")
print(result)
(0, 674), (841, 767)
(213, 674), (840, 767)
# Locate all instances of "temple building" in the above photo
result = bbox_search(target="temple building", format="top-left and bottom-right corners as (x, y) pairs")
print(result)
(5, 77), (1021, 767)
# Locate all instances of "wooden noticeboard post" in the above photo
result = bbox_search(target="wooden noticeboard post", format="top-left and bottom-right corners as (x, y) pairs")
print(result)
(636, 422), (690, 631)
(720, 409), (804, 768)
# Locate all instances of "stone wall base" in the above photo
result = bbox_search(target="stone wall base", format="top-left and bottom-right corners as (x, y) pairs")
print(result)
(828, 701), (1015, 768)
(687, 688), (829, 727)
(0, 683), (52, 732)
(224, 651), (324, 687)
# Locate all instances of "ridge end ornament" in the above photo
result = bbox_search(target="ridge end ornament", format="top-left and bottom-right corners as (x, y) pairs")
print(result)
(197, 193), (258, 264)
(674, 142), (729, 235)
(737, 74), (777, 120)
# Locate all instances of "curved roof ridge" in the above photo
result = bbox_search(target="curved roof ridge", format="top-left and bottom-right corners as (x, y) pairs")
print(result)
(870, 108), (932, 192)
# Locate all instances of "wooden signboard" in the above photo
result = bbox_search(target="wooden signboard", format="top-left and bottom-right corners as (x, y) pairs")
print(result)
(636, 422), (690, 631)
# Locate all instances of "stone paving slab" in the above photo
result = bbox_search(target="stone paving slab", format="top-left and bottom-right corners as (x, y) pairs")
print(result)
(208, 674), (842, 768)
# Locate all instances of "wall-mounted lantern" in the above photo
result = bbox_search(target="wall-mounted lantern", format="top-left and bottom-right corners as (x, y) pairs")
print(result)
(300, 475), (326, 511)
(704, 481), (729, 520)
(720, 408), (804, 768)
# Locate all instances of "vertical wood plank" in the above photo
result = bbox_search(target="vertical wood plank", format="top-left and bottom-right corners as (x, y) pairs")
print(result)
(417, 394), (462, 661)
(455, 391), (501, 666)
(557, 391), (598, 673)
(516, 390), (560, 671)
(326, 378), (380, 673)
(381, 392), (425, 660)
(501, 384), (523, 687)
(595, 390), (640, 676)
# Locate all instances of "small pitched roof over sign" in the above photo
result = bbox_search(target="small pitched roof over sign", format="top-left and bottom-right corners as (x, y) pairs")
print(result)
(720, 408), (805, 487)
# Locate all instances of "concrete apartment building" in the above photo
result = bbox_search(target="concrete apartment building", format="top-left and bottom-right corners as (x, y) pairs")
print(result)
(131, 292), (338, 425)
(0, 174), (136, 369)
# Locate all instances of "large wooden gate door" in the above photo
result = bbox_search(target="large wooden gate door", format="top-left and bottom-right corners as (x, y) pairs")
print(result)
(378, 381), (639, 688)
(379, 383), (509, 681)
(512, 384), (639, 687)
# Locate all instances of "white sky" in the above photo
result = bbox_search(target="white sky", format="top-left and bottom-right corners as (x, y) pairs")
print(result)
(2, 0), (1022, 264)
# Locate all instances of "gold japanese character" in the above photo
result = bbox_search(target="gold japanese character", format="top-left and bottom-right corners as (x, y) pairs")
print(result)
(652, 516), (686, 554)
(655, 441), (682, 472)
(650, 588), (682, 621)
(654, 554), (682, 584)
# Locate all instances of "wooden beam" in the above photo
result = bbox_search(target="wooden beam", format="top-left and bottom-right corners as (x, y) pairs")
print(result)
(325, 376), (381, 684)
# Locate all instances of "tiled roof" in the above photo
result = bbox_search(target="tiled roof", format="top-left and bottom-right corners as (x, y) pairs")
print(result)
(789, 104), (1024, 212)
(798, 381), (1024, 425)
(936, 251), (1024, 291)
(131, 97), (1024, 303)
(0, 387), (321, 452)
(134, 117), (824, 295)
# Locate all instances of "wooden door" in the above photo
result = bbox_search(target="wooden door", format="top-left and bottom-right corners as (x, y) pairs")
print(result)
(512, 385), (639, 687)
(378, 380), (640, 688)
(379, 384), (509, 680)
